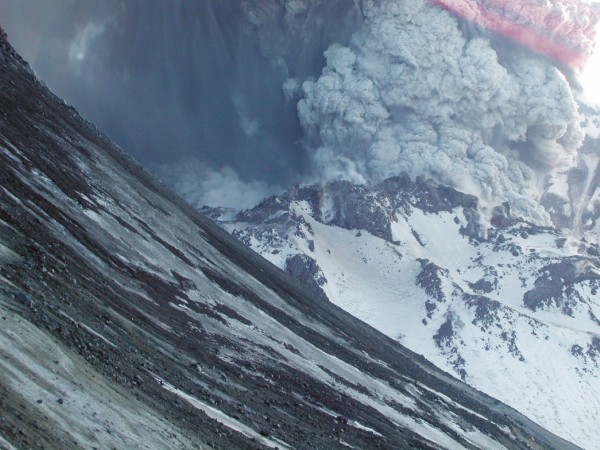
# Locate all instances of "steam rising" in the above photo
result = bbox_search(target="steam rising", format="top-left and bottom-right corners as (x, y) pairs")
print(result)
(154, 158), (276, 211)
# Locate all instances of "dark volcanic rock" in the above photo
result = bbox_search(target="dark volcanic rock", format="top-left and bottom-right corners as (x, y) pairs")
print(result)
(377, 174), (478, 213)
(468, 279), (494, 294)
(523, 259), (600, 315)
(417, 262), (448, 304)
(317, 180), (394, 241)
(285, 254), (328, 301)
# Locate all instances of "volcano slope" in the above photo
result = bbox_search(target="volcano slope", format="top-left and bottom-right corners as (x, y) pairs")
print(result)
(0, 28), (579, 450)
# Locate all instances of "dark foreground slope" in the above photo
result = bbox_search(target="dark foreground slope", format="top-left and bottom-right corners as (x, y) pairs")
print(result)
(0, 30), (578, 450)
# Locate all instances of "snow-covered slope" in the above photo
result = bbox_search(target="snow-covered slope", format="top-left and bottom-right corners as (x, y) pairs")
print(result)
(0, 27), (578, 449)
(216, 174), (600, 449)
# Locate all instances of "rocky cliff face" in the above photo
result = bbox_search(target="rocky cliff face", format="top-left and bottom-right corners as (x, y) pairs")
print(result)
(0, 27), (577, 450)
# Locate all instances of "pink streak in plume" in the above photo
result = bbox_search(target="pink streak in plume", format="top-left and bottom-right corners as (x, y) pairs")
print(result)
(428, 0), (600, 69)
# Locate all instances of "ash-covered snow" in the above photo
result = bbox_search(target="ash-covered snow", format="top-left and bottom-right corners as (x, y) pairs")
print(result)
(0, 293), (196, 449)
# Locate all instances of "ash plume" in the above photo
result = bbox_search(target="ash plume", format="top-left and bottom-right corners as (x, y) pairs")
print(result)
(297, 0), (596, 224)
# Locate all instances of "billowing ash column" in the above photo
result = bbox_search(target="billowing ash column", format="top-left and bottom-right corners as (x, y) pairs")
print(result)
(295, 0), (600, 227)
